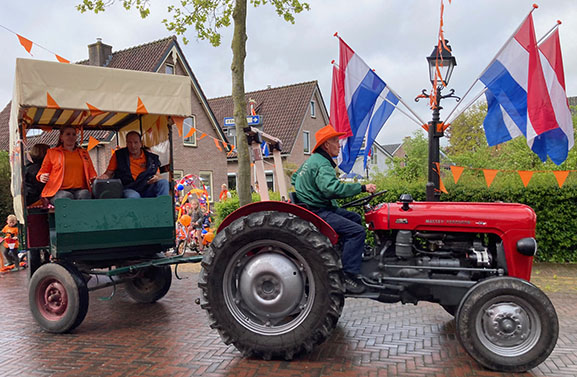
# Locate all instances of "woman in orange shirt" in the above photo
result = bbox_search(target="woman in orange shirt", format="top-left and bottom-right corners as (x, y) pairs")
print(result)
(37, 126), (97, 204)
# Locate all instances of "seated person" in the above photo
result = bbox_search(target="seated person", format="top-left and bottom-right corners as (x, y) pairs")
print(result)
(25, 143), (50, 206)
(37, 126), (97, 204)
(98, 131), (169, 198)
(292, 125), (376, 294)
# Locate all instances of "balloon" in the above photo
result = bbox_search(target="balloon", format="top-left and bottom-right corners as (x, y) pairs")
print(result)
(177, 184), (184, 191)
(179, 215), (192, 227)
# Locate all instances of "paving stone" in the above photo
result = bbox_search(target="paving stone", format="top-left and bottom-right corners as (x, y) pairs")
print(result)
(0, 262), (575, 376)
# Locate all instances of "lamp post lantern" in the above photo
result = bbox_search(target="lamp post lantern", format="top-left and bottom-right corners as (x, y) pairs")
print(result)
(416, 40), (460, 201)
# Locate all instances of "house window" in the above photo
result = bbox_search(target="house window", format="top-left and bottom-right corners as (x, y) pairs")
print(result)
(183, 116), (196, 146)
(370, 147), (377, 164)
(310, 100), (316, 117)
(227, 173), (237, 191)
(303, 131), (310, 154)
(265, 171), (274, 191)
(199, 171), (213, 201)
(173, 170), (184, 181)
(165, 64), (174, 74)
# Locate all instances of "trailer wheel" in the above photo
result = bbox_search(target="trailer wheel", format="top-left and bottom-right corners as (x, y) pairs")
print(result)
(29, 262), (89, 333)
(199, 211), (344, 360)
(456, 277), (558, 372)
(124, 265), (172, 303)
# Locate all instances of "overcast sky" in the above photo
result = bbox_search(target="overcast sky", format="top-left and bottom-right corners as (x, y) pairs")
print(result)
(1, 0), (576, 145)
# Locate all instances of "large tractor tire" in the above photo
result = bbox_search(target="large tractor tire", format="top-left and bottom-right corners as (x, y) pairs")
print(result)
(29, 262), (89, 333)
(124, 265), (172, 303)
(199, 211), (344, 360)
(456, 277), (558, 372)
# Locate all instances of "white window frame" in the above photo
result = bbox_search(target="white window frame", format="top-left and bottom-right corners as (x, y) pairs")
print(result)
(310, 100), (316, 118)
(265, 170), (275, 191)
(165, 64), (175, 74)
(183, 116), (197, 146)
(199, 171), (214, 202)
(303, 131), (311, 155)
(227, 173), (237, 191)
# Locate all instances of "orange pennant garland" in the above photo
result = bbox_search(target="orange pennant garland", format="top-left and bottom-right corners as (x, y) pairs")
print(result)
(55, 54), (70, 64)
(517, 171), (534, 188)
(86, 103), (104, 116)
(46, 92), (60, 109)
(198, 133), (207, 140)
(483, 169), (499, 188)
(173, 117), (184, 137)
(184, 127), (196, 139)
(136, 97), (148, 114)
(87, 136), (100, 152)
(17, 34), (33, 55)
(450, 166), (464, 184)
(434, 163), (448, 194)
(214, 139), (223, 152)
(553, 171), (569, 188)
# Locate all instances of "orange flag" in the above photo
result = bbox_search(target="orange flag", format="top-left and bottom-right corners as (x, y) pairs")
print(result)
(483, 169), (499, 188)
(198, 133), (207, 140)
(55, 54), (70, 64)
(17, 34), (33, 55)
(517, 171), (534, 187)
(213, 139), (223, 152)
(136, 97), (148, 114)
(450, 166), (464, 184)
(87, 136), (100, 152)
(434, 163), (448, 194)
(184, 127), (196, 139)
(173, 116), (184, 137)
(553, 171), (570, 188)
(46, 92), (60, 109)
(86, 103), (104, 116)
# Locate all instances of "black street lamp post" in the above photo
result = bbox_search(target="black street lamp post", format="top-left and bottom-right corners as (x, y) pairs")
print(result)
(415, 40), (459, 201)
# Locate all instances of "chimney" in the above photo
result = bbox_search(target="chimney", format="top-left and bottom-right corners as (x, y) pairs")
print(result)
(87, 38), (113, 67)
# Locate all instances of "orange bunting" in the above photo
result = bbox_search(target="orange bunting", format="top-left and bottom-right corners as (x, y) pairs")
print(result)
(198, 133), (207, 140)
(214, 139), (223, 152)
(483, 169), (499, 188)
(86, 103), (104, 116)
(553, 171), (569, 188)
(17, 34), (33, 55)
(87, 136), (100, 152)
(173, 117), (184, 137)
(434, 162), (448, 194)
(46, 92), (60, 109)
(184, 127), (196, 139)
(55, 54), (70, 64)
(517, 171), (534, 188)
(450, 165), (464, 184)
(136, 97), (148, 114)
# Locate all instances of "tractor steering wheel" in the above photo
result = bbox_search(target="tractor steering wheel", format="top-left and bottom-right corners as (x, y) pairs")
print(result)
(342, 190), (388, 209)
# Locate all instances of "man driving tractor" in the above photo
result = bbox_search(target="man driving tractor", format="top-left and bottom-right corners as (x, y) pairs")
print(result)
(291, 124), (377, 294)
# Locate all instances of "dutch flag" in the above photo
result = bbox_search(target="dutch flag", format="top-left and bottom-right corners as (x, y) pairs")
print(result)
(480, 13), (572, 164)
(331, 37), (399, 173)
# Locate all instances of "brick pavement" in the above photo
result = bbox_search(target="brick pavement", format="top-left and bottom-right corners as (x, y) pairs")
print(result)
(0, 263), (575, 377)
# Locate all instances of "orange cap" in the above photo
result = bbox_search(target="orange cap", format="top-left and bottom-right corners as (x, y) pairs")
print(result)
(313, 125), (346, 152)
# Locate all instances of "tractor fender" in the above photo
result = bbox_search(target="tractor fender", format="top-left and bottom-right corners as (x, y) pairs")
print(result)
(217, 201), (339, 245)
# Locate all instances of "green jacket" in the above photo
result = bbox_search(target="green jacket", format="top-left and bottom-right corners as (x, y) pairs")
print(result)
(291, 150), (362, 208)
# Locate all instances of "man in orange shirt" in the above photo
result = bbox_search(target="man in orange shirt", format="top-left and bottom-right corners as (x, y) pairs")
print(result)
(99, 131), (168, 198)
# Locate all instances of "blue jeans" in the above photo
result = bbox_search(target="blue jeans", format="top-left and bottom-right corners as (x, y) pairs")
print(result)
(124, 179), (169, 198)
(312, 207), (365, 275)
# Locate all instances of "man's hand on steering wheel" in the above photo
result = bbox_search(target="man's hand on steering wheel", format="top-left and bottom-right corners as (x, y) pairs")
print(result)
(365, 184), (377, 193)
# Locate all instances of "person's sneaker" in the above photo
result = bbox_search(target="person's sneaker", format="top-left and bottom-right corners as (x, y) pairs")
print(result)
(343, 273), (365, 294)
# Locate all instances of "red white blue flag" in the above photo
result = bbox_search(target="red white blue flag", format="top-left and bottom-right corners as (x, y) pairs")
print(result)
(480, 14), (572, 164)
(331, 37), (399, 173)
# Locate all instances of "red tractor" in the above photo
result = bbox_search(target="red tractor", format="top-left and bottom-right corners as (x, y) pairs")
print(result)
(199, 191), (558, 373)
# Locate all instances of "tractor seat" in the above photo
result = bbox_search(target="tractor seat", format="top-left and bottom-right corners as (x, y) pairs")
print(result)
(92, 179), (123, 199)
(289, 192), (311, 210)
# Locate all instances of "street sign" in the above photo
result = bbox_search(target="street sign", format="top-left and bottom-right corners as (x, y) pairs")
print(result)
(223, 115), (262, 127)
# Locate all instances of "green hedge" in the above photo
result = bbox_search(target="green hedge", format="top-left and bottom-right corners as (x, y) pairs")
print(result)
(212, 179), (577, 263)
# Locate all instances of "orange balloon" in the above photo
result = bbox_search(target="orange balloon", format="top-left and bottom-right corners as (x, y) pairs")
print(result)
(203, 231), (214, 244)
(179, 215), (192, 227)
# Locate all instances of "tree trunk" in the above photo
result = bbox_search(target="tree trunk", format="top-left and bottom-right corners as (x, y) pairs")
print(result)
(231, 0), (251, 206)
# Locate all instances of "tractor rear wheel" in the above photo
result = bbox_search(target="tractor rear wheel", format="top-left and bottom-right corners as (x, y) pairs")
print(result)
(199, 211), (344, 360)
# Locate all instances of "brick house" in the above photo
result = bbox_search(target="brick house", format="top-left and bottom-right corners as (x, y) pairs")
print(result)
(0, 36), (229, 201)
(208, 81), (330, 193)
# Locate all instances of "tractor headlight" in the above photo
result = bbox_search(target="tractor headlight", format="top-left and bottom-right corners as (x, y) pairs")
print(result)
(516, 237), (537, 257)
